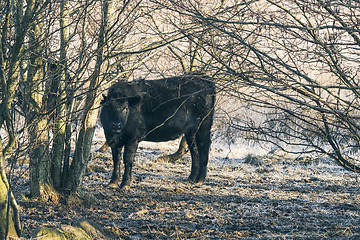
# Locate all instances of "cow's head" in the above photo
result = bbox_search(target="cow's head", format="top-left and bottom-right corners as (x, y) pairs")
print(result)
(101, 83), (142, 134)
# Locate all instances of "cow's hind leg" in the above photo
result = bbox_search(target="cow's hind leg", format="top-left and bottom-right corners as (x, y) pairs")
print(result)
(156, 136), (188, 163)
(109, 146), (123, 188)
(194, 127), (211, 184)
(185, 133), (201, 183)
(119, 142), (138, 189)
(97, 142), (109, 153)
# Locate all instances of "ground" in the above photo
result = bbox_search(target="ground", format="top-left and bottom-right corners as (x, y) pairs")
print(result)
(13, 138), (360, 239)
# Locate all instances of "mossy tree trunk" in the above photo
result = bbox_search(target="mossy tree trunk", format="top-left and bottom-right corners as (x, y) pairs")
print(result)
(26, 1), (54, 200)
(0, 0), (39, 236)
(51, 0), (70, 190)
(0, 152), (20, 239)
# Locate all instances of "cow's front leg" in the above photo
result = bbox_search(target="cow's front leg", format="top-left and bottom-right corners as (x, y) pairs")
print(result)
(119, 142), (138, 189)
(109, 146), (123, 188)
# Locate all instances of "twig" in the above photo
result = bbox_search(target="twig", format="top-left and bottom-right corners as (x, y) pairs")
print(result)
(128, 207), (171, 218)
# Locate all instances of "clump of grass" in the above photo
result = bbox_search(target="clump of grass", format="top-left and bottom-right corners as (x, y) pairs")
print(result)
(87, 163), (107, 173)
(244, 154), (263, 166)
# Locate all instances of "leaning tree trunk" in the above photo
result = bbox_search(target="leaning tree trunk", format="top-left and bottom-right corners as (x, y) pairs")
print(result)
(0, 153), (20, 239)
(62, 0), (114, 193)
(0, 0), (37, 236)
(63, 96), (102, 193)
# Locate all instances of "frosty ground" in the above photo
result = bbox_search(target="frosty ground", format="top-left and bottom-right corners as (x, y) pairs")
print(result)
(13, 128), (360, 239)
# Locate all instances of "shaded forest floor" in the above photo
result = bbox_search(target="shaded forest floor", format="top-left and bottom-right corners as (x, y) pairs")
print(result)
(13, 139), (360, 239)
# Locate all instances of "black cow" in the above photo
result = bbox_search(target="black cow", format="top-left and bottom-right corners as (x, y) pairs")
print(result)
(100, 75), (215, 189)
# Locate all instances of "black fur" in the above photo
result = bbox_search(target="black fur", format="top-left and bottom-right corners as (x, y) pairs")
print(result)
(100, 75), (215, 189)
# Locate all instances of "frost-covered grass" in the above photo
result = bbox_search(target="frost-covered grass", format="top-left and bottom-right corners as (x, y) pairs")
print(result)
(15, 125), (360, 239)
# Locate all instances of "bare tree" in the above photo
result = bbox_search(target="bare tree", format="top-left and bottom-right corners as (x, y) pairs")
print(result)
(61, 0), (116, 193)
(5, 0), (360, 236)
(0, 0), (41, 237)
(26, 0), (54, 200)
(152, 0), (360, 171)
(0, 0), (187, 202)
(51, 0), (70, 190)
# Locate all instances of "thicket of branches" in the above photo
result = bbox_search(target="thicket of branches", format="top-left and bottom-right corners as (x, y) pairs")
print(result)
(0, 0), (359, 238)
(152, 0), (360, 170)
(0, 0), (147, 237)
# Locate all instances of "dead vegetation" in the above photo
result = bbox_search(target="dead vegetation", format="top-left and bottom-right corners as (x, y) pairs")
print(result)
(12, 139), (360, 239)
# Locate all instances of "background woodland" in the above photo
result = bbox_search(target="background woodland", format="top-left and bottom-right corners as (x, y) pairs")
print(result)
(1, 0), (360, 238)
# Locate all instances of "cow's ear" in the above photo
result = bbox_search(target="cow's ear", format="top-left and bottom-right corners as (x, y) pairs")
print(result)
(101, 94), (107, 105)
(127, 95), (141, 106)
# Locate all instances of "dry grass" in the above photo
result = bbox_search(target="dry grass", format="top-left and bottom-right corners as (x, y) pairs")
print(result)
(13, 136), (360, 239)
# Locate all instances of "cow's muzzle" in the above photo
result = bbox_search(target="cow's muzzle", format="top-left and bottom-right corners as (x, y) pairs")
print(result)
(111, 122), (123, 134)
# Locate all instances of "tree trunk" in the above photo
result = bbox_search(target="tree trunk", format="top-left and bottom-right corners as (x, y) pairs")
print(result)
(28, 116), (53, 199)
(26, 4), (54, 200)
(63, 98), (101, 193)
(0, 0), (43, 236)
(52, 0), (70, 189)
(62, 0), (113, 193)
(0, 154), (20, 239)
(0, 0), (41, 237)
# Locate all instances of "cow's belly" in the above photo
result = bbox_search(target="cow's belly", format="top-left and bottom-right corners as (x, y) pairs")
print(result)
(143, 127), (183, 142)
(142, 109), (196, 142)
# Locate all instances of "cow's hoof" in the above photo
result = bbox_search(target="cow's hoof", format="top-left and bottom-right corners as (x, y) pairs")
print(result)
(119, 181), (131, 190)
(119, 184), (130, 190)
(195, 178), (205, 185)
(187, 175), (197, 183)
(108, 182), (118, 189)
(188, 176), (205, 185)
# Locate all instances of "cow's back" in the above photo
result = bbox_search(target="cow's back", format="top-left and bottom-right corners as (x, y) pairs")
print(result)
(141, 75), (214, 111)
(139, 75), (215, 141)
